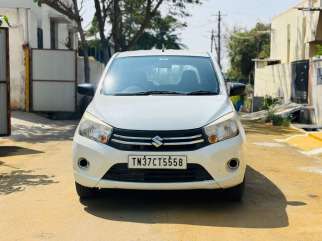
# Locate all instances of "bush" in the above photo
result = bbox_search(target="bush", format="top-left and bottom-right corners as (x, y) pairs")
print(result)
(315, 44), (322, 56)
(244, 97), (252, 112)
(230, 96), (240, 107)
(271, 115), (291, 127)
(266, 109), (275, 123)
(263, 96), (279, 110)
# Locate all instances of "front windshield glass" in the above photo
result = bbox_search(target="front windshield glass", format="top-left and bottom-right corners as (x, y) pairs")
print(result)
(102, 56), (220, 96)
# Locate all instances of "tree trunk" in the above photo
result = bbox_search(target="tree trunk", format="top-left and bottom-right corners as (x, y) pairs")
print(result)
(111, 0), (123, 51)
(94, 0), (111, 63)
(78, 26), (90, 83)
(72, 0), (90, 83)
(127, 0), (164, 50)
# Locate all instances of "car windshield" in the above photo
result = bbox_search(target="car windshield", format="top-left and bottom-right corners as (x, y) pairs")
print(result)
(102, 56), (220, 96)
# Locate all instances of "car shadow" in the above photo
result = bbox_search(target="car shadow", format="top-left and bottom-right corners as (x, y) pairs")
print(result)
(0, 146), (43, 157)
(81, 166), (291, 228)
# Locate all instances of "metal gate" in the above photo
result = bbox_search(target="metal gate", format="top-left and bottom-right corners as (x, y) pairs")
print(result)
(0, 28), (10, 136)
(30, 49), (77, 112)
(291, 60), (309, 104)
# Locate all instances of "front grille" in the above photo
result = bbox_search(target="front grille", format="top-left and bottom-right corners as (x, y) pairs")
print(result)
(102, 164), (213, 183)
(108, 128), (209, 151)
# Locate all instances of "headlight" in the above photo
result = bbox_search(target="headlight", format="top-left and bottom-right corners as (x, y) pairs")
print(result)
(204, 113), (239, 144)
(79, 112), (113, 144)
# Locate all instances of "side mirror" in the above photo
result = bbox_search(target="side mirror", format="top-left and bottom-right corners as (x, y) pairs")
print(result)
(228, 82), (246, 96)
(78, 83), (95, 97)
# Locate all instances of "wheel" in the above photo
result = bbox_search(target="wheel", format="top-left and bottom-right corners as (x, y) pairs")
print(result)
(224, 179), (245, 202)
(75, 182), (97, 199)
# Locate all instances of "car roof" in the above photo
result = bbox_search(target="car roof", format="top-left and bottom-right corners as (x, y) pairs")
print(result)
(115, 50), (211, 58)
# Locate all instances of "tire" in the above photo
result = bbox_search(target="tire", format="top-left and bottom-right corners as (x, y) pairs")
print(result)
(224, 179), (245, 202)
(75, 182), (97, 199)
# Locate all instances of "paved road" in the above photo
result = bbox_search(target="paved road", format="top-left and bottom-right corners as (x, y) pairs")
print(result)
(1, 112), (322, 241)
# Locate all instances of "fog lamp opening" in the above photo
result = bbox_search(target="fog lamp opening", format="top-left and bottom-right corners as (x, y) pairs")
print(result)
(227, 159), (240, 170)
(78, 159), (90, 169)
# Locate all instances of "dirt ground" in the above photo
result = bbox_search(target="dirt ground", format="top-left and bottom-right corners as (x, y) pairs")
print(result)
(1, 112), (322, 241)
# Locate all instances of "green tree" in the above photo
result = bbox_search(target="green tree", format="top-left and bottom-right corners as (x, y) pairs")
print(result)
(0, 15), (10, 27)
(86, 14), (185, 51)
(133, 15), (186, 50)
(92, 0), (201, 55)
(314, 44), (322, 56)
(227, 23), (270, 84)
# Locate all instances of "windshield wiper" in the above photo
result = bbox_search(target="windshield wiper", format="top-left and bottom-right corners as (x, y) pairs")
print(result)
(115, 91), (186, 96)
(186, 90), (218, 95)
(112, 90), (218, 96)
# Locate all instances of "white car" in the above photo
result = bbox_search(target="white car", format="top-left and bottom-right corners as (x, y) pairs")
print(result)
(73, 50), (247, 201)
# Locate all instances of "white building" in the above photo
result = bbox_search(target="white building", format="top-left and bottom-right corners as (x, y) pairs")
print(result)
(270, 0), (322, 64)
(0, 0), (78, 110)
(254, 0), (322, 124)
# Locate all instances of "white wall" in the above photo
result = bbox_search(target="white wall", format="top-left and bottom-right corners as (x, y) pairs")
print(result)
(77, 57), (105, 87)
(0, 0), (77, 110)
(254, 63), (292, 102)
(77, 57), (105, 108)
(0, 9), (26, 109)
(270, 0), (321, 63)
(310, 59), (322, 124)
(255, 59), (322, 125)
(0, 1), (73, 48)
(31, 49), (76, 112)
(0, 0), (42, 9)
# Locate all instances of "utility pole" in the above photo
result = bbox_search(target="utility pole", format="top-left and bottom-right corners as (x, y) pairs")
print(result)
(210, 29), (215, 53)
(217, 11), (222, 69)
(213, 11), (224, 70)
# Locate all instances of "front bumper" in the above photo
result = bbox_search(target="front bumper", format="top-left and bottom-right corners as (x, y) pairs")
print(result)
(72, 134), (246, 190)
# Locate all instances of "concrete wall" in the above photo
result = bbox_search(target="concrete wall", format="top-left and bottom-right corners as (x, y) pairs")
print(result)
(0, 0), (72, 9)
(255, 59), (322, 125)
(270, 0), (321, 64)
(0, 0), (77, 110)
(77, 57), (105, 87)
(0, 9), (26, 109)
(255, 1), (322, 124)
(0, 0), (74, 49)
(77, 57), (105, 109)
(254, 63), (292, 102)
(309, 59), (322, 124)
(32, 49), (76, 112)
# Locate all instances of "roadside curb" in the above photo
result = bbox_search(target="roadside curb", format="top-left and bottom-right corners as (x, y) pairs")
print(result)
(309, 133), (322, 143)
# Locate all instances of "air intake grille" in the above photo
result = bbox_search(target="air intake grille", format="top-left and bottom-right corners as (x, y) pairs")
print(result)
(102, 164), (213, 183)
(108, 128), (209, 151)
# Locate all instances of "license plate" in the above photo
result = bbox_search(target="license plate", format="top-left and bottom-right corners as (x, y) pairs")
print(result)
(128, 155), (187, 170)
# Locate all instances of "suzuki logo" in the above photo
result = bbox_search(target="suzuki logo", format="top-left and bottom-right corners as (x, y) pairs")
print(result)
(152, 136), (163, 148)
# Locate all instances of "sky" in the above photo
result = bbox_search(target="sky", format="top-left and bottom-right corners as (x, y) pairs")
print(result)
(180, 0), (300, 69)
(81, 0), (301, 69)
(180, 0), (300, 51)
